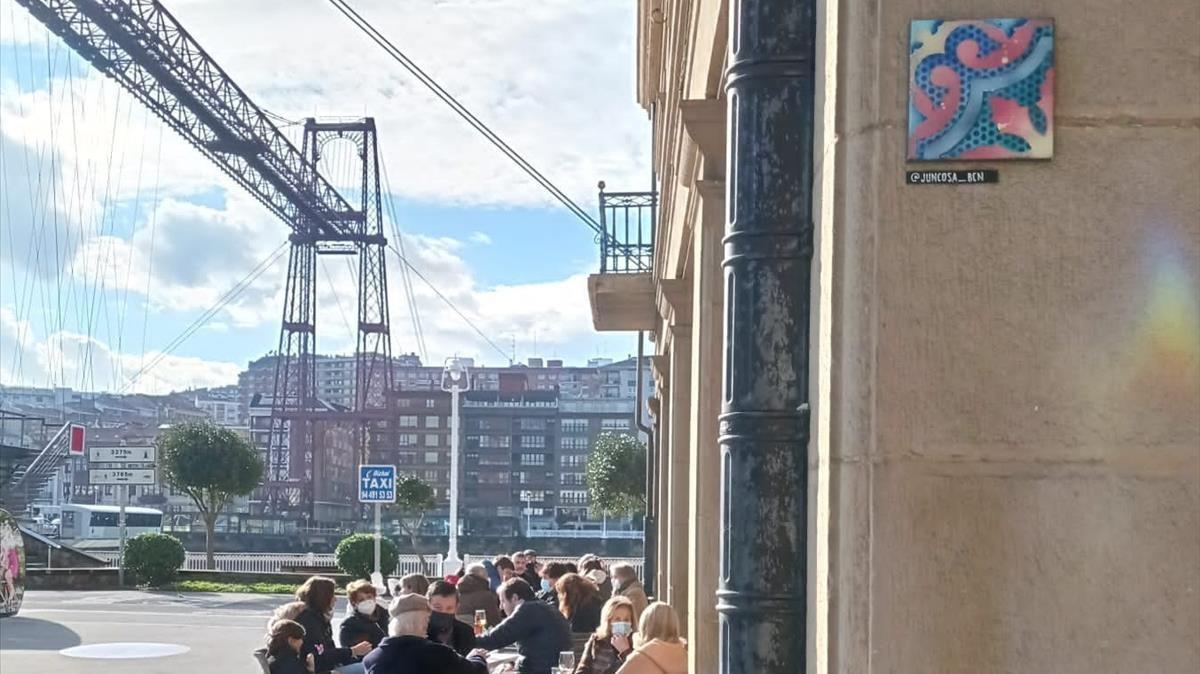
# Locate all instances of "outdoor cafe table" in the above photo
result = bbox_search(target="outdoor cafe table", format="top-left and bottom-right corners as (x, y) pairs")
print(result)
(486, 647), (520, 673)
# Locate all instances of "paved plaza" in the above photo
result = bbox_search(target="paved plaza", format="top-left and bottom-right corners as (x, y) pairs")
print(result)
(1, 590), (319, 673)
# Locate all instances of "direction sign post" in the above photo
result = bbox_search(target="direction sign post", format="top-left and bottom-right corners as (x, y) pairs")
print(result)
(118, 485), (127, 587)
(88, 446), (157, 587)
(358, 465), (397, 577)
(89, 446), (156, 463)
(88, 469), (157, 485)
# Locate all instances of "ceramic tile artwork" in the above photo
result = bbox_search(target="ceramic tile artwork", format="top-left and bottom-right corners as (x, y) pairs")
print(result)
(908, 19), (1055, 161)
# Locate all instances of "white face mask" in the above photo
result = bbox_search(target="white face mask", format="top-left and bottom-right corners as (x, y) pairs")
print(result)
(611, 621), (632, 637)
(356, 599), (377, 615)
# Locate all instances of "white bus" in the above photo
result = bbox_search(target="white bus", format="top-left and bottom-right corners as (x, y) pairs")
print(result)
(58, 504), (164, 545)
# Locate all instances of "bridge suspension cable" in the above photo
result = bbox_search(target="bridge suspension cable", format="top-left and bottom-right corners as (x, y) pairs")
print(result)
(326, 0), (610, 242)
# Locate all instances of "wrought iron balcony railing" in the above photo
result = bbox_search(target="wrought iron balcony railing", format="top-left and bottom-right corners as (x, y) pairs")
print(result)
(598, 182), (656, 273)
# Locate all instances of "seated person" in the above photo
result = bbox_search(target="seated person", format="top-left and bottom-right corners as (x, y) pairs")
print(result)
(265, 619), (314, 674)
(295, 576), (372, 674)
(267, 600), (307, 631)
(363, 593), (487, 674)
(536, 562), (571, 609)
(557, 573), (604, 634)
(457, 563), (502, 627)
(613, 602), (687, 674)
(400, 572), (430, 596)
(493, 556), (517, 583)
(339, 579), (390, 649)
(575, 596), (636, 674)
(474, 578), (572, 674)
(426, 579), (476, 655)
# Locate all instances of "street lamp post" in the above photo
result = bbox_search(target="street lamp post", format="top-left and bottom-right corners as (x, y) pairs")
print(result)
(440, 358), (470, 576)
(523, 492), (532, 535)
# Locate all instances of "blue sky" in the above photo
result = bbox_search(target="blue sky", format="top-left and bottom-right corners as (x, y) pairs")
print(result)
(0, 0), (650, 392)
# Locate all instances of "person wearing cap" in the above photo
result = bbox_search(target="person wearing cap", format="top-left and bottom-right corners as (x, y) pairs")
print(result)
(363, 593), (488, 674)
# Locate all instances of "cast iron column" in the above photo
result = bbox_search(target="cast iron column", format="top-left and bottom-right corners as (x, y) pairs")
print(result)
(717, 0), (815, 671)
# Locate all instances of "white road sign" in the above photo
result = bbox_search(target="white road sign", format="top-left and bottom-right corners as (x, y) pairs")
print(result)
(89, 469), (157, 485)
(89, 446), (156, 463)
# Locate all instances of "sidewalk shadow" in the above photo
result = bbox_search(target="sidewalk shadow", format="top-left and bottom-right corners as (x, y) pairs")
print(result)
(0, 616), (82, 650)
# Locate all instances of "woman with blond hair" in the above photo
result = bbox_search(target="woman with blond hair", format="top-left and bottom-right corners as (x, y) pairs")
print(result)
(573, 595), (636, 674)
(556, 572), (605, 633)
(267, 600), (307, 631)
(614, 602), (686, 674)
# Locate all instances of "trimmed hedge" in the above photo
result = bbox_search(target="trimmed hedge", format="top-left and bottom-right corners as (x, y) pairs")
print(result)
(123, 533), (185, 587)
(334, 534), (398, 579)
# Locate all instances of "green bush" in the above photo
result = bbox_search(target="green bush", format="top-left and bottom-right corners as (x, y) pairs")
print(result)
(123, 533), (185, 587)
(335, 534), (399, 579)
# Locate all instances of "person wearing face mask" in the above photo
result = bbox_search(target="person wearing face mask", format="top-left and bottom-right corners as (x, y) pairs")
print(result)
(613, 602), (687, 674)
(609, 564), (648, 625)
(573, 596), (636, 674)
(579, 557), (612, 602)
(339, 580), (390, 651)
(426, 579), (476, 655)
(535, 562), (570, 609)
(295, 576), (372, 674)
(266, 619), (315, 674)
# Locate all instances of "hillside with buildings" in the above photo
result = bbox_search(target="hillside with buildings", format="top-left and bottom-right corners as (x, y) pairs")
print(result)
(1, 353), (651, 553)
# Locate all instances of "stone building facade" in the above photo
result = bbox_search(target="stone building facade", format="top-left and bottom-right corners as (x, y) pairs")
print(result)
(588, 1), (1199, 672)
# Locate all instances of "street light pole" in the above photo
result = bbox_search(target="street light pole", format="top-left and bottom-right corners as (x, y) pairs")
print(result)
(441, 358), (470, 576)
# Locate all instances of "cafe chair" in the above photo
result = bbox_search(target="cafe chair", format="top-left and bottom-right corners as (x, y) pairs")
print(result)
(252, 647), (270, 674)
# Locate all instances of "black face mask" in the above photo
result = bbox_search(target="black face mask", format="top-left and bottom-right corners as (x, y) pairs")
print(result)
(428, 612), (456, 638)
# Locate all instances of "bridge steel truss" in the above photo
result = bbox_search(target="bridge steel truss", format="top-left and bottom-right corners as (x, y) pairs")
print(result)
(268, 119), (394, 517)
(15, 0), (396, 522)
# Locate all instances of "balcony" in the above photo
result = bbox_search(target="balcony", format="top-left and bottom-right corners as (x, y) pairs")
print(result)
(587, 183), (658, 331)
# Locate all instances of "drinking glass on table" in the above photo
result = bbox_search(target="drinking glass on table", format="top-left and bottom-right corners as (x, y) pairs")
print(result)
(559, 651), (576, 670)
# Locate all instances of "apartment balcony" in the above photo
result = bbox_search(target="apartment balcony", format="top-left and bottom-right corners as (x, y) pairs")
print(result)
(587, 183), (657, 331)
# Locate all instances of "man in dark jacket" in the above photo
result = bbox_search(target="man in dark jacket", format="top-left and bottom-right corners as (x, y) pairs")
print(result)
(534, 561), (570, 609)
(519, 549), (540, 587)
(363, 593), (487, 674)
(427, 580), (476, 655)
(474, 578), (571, 674)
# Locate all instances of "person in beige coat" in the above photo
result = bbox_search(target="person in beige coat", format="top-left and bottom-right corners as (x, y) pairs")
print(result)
(610, 563), (649, 624)
(614, 602), (687, 674)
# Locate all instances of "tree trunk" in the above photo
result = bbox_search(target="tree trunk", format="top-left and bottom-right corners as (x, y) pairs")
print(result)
(203, 512), (218, 570)
(412, 534), (425, 567)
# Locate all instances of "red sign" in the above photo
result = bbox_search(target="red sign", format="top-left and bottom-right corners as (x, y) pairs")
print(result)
(68, 424), (86, 456)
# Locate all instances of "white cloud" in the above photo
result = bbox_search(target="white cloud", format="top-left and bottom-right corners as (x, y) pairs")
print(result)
(0, 305), (240, 393)
(0, 0), (643, 391)
(391, 237), (598, 363)
(67, 194), (288, 318)
(1, 0), (650, 208)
